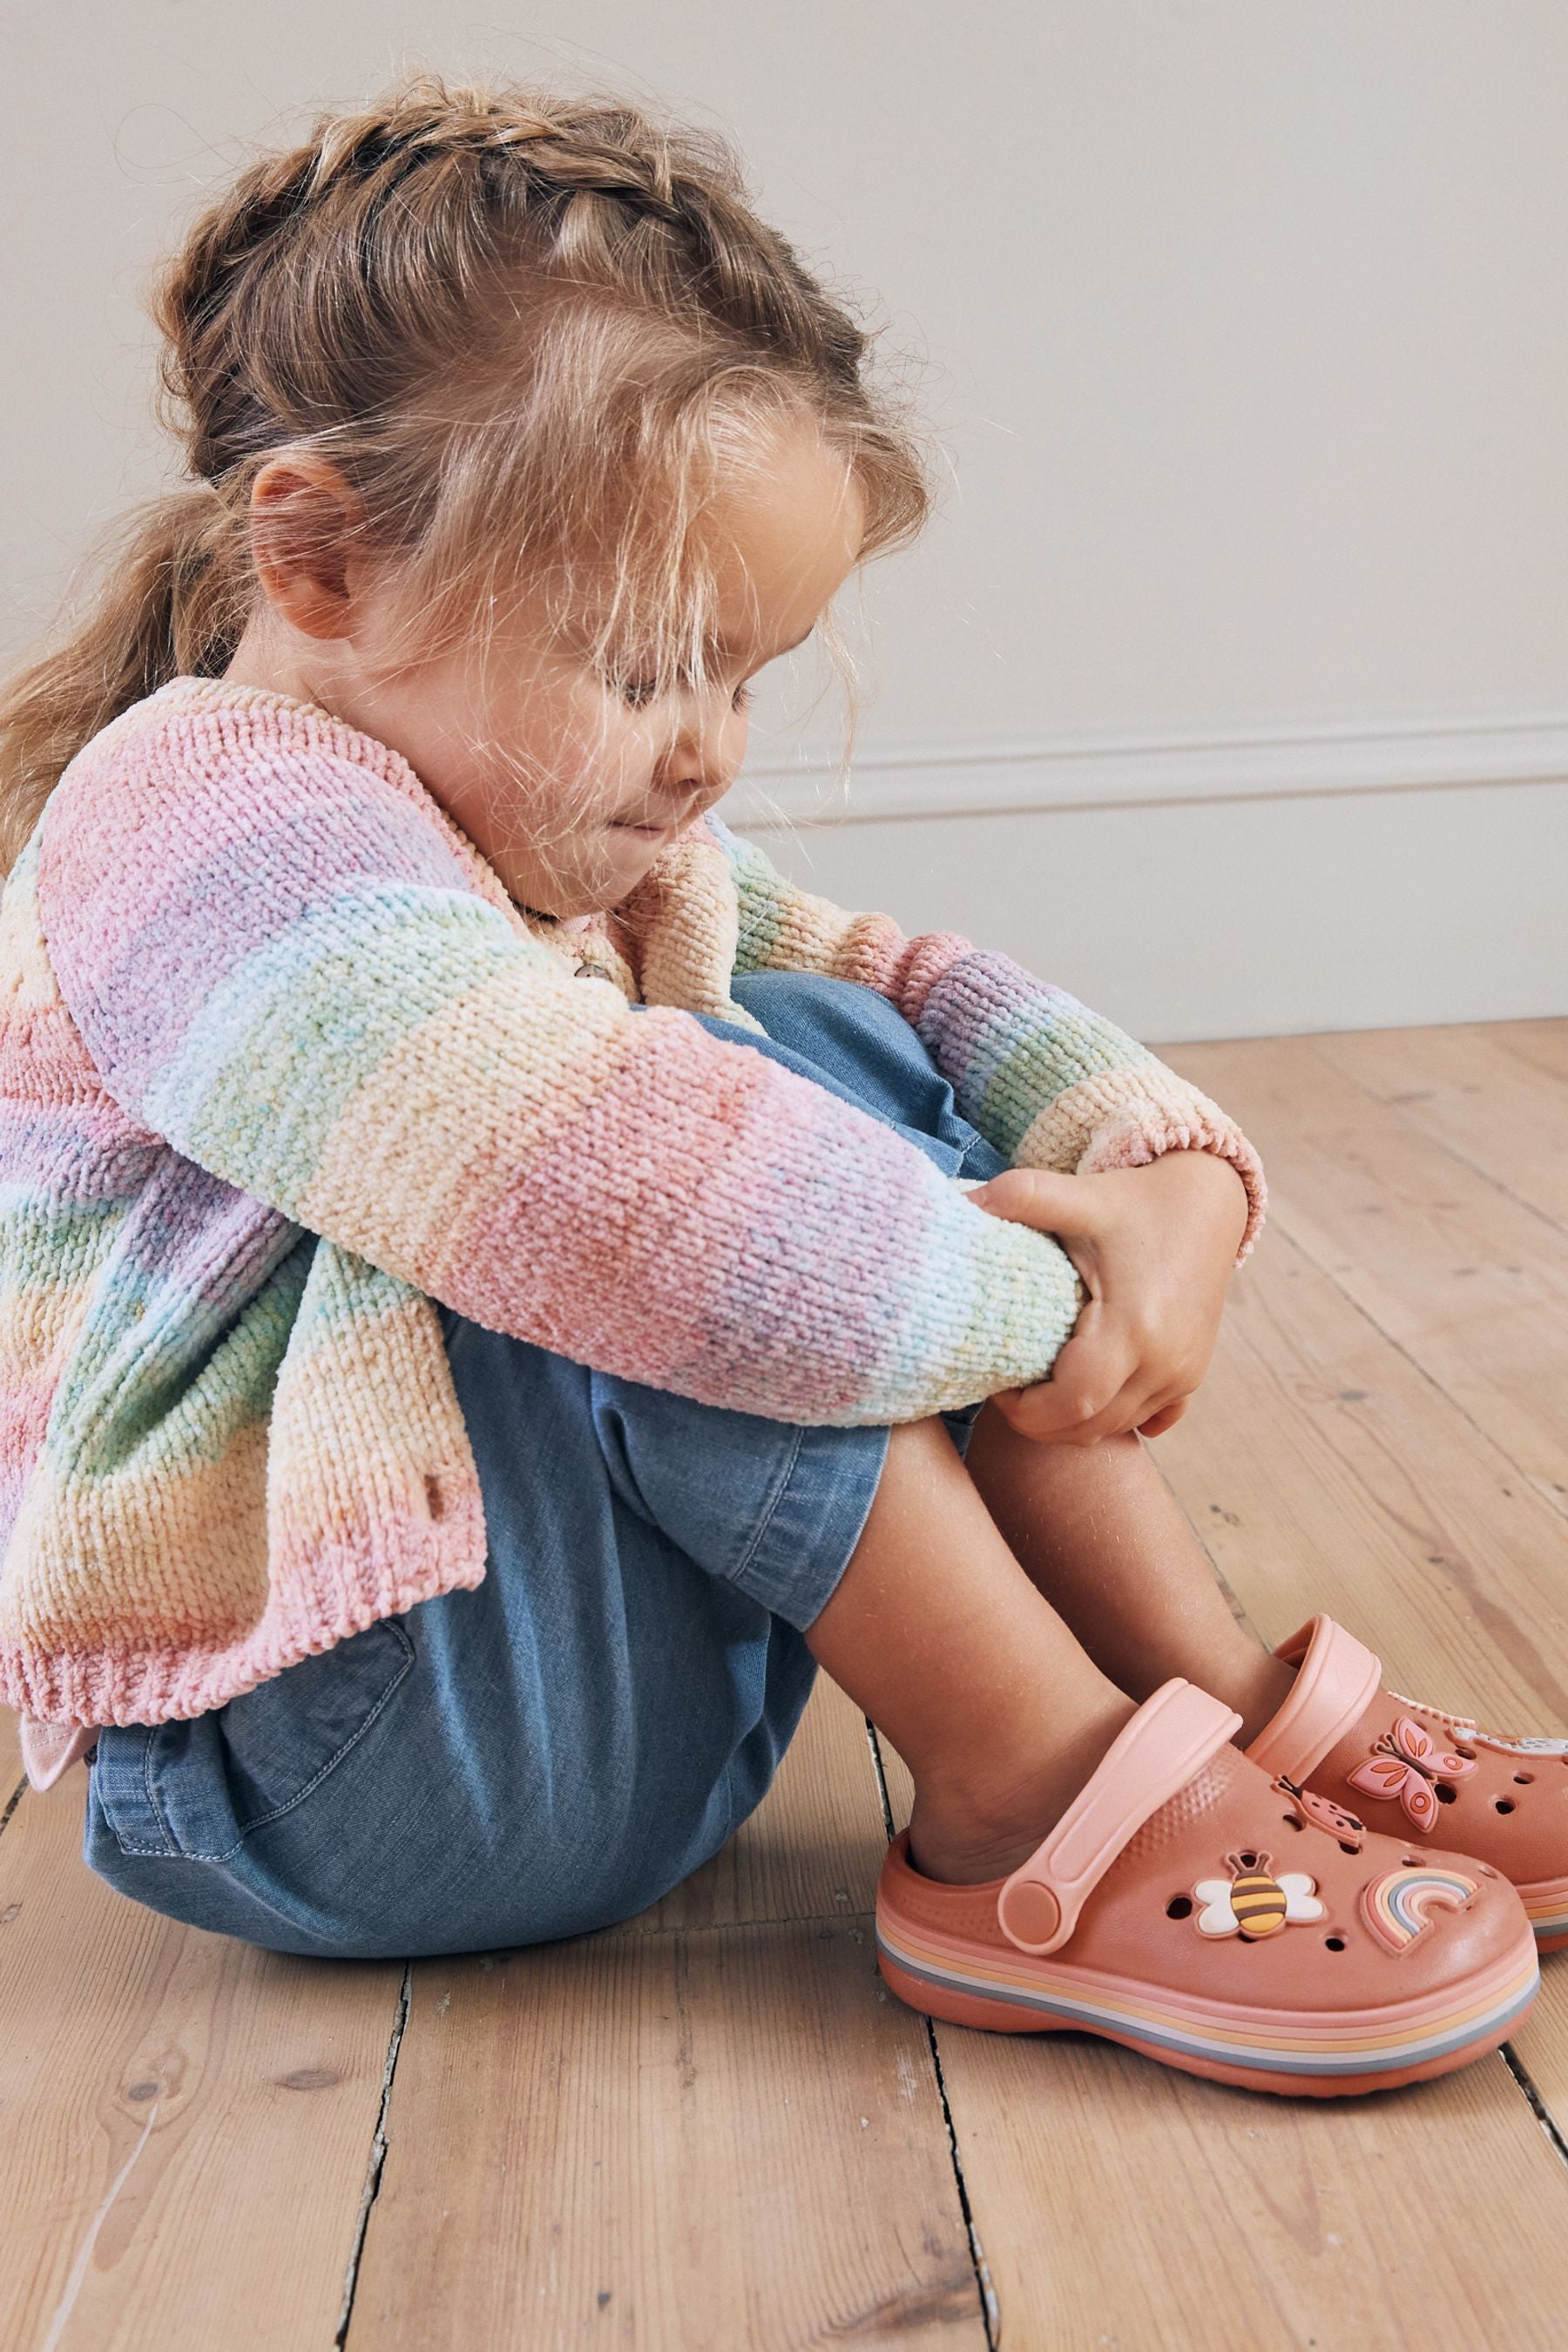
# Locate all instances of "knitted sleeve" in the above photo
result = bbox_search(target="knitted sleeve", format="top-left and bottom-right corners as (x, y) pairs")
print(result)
(35, 700), (1089, 1428)
(710, 816), (1266, 1260)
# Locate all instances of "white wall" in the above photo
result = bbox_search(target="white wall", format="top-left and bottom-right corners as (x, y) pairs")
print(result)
(4, 3), (1565, 1037)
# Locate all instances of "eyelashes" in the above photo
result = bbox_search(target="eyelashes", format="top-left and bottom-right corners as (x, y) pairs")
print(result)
(611, 672), (754, 714)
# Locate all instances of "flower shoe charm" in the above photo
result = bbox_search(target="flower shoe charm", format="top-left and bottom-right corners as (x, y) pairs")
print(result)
(1195, 1851), (1327, 1941)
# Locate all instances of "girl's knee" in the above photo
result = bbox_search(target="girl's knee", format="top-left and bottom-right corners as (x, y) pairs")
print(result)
(731, 967), (919, 1064)
(732, 966), (868, 1016)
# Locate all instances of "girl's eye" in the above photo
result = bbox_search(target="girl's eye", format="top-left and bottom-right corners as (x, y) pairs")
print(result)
(614, 674), (754, 713)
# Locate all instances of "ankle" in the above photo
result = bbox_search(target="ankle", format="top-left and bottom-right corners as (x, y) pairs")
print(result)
(1221, 1651), (1297, 1748)
(905, 1691), (1139, 1886)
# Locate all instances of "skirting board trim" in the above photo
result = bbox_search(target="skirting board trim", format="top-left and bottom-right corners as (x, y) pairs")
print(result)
(727, 713), (1568, 829)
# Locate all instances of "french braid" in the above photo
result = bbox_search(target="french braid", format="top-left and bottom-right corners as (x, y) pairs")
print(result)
(0, 71), (932, 866)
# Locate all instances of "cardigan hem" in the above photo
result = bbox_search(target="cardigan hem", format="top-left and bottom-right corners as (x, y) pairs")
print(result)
(0, 1537), (487, 1730)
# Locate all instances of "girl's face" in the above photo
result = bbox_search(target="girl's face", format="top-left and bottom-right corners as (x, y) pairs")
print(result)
(254, 423), (866, 919)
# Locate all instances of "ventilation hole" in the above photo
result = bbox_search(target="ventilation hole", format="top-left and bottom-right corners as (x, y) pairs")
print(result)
(1166, 1896), (1193, 1920)
(1339, 1840), (1361, 1855)
(1495, 1798), (1515, 1815)
(1453, 1743), (1477, 1760)
(1281, 1814), (1304, 1830)
(1401, 1856), (1421, 1868)
(1435, 1782), (1457, 1803)
(1477, 1863), (1499, 1879)
(1513, 1773), (1535, 1786)
(1325, 1936), (1346, 1952)
(1237, 1851), (1258, 1869)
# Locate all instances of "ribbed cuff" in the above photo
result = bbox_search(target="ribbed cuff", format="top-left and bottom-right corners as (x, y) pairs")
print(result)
(1076, 1113), (1268, 1264)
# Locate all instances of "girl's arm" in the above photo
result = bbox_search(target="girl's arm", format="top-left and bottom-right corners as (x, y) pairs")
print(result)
(37, 700), (1086, 1429)
(710, 815), (1266, 1260)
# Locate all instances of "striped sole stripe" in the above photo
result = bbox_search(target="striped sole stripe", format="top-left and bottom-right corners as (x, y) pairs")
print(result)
(1520, 1882), (1568, 1941)
(875, 1923), (1540, 2077)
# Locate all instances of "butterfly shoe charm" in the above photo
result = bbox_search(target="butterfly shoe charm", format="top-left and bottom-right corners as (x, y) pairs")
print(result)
(1242, 1615), (1568, 1952)
(1347, 1717), (1477, 1832)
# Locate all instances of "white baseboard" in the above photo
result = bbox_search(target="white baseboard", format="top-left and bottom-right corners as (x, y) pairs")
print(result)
(727, 713), (1568, 828)
(721, 751), (1567, 1043)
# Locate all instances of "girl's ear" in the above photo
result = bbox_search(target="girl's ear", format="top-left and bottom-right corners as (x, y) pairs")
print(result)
(247, 453), (368, 641)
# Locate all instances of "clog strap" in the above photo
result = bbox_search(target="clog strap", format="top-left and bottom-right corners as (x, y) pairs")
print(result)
(1244, 1614), (1384, 1785)
(996, 1680), (1242, 1957)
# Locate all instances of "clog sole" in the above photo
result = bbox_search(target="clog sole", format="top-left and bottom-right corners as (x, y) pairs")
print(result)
(875, 1908), (1541, 2099)
(1521, 1873), (1568, 1952)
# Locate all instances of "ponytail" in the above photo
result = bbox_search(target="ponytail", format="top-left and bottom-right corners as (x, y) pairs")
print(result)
(0, 485), (247, 873)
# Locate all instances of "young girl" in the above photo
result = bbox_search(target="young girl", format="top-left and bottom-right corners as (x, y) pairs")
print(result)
(1, 77), (1560, 2099)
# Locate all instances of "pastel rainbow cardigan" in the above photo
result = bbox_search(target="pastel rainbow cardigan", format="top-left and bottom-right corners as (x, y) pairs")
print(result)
(0, 679), (1264, 1754)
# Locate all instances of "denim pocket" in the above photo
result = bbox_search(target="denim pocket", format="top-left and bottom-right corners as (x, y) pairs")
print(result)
(91, 1616), (416, 1862)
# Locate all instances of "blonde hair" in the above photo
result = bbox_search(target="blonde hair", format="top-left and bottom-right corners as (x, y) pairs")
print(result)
(0, 72), (936, 871)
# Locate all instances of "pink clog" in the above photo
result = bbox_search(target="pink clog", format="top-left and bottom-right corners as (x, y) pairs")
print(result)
(875, 1679), (1538, 2097)
(1248, 1615), (1568, 1952)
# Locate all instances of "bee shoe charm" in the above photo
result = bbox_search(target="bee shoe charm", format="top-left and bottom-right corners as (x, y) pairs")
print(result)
(875, 1679), (1538, 2098)
(1247, 1616), (1568, 1952)
(1194, 1852), (1325, 1940)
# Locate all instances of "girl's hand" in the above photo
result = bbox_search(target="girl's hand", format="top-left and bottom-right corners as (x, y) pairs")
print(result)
(968, 1152), (1250, 1444)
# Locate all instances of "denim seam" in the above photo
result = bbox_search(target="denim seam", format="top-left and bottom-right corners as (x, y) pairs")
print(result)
(722, 1420), (808, 1595)
(714, 1754), (744, 1855)
(140, 1725), (178, 1856)
(111, 1621), (417, 1862)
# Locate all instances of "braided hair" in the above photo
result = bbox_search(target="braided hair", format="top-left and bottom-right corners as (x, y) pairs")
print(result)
(0, 72), (933, 867)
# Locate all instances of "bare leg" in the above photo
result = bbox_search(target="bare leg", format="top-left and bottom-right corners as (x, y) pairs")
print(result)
(962, 1407), (1294, 1745)
(805, 1416), (1139, 1886)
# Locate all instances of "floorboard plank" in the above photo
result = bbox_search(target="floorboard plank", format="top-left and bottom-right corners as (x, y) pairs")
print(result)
(929, 2004), (1562, 2349)
(0, 1776), (402, 2352)
(1320, 1023), (1568, 1232)
(347, 1916), (984, 2352)
(1158, 1222), (1568, 1753)
(349, 1675), (976, 2349)
(1167, 1032), (1568, 1518)
(1486, 1017), (1568, 1088)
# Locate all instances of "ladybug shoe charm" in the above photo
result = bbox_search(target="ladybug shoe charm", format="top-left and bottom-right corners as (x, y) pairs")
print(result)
(1247, 1616), (1568, 1952)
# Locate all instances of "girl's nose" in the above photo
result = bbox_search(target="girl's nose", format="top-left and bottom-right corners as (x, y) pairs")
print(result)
(661, 706), (746, 804)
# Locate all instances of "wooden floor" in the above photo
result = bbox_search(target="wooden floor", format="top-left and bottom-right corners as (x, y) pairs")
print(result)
(6, 1017), (1568, 2349)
